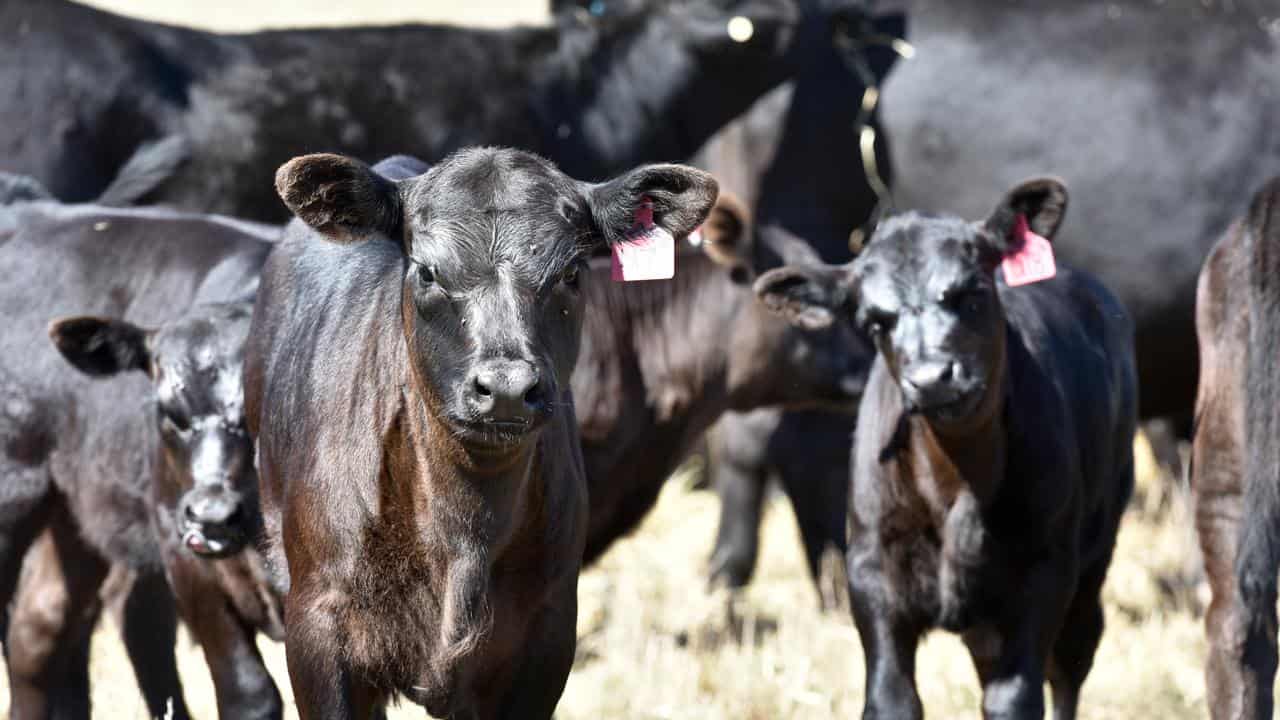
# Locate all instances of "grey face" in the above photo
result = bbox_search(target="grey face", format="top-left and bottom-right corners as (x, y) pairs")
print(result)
(753, 177), (1070, 428)
(49, 302), (258, 558)
(851, 215), (1003, 423)
(275, 148), (719, 453)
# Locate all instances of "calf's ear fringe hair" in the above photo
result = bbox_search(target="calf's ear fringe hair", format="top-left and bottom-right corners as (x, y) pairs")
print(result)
(276, 154), (403, 243)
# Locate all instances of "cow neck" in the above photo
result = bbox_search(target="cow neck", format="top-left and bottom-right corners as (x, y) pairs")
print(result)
(902, 333), (1011, 512)
(590, 255), (740, 433)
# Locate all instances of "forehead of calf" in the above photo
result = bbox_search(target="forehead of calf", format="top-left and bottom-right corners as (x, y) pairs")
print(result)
(148, 304), (252, 423)
(855, 214), (993, 310)
(402, 149), (586, 292)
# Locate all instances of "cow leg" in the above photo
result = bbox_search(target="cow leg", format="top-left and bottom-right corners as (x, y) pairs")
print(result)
(1045, 567), (1107, 720)
(108, 569), (192, 720)
(284, 588), (383, 720)
(847, 541), (923, 719)
(777, 455), (849, 609)
(495, 593), (578, 720)
(168, 555), (281, 720)
(707, 453), (768, 590)
(6, 506), (108, 720)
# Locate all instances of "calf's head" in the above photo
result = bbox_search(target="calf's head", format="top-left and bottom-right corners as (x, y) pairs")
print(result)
(49, 302), (257, 558)
(700, 211), (871, 410)
(754, 178), (1068, 429)
(276, 148), (716, 451)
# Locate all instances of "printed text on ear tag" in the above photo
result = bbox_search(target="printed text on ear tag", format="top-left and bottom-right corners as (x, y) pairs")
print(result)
(1001, 215), (1056, 287)
(612, 196), (675, 282)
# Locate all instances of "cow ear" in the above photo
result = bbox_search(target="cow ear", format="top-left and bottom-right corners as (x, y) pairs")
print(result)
(699, 190), (751, 271)
(275, 154), (404, 244)
(753, 263), (855, 331)
(48, 316), (152, 377)
(983, 177), (1068, 253)
(586, 164), (719, 246)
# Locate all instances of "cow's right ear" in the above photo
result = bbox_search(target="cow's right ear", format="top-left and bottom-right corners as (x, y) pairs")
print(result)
(275, 154), (403, 243)
(752, 263), (855, 331)
(585, 164), (719, 246)
(48, 316), (152, 377)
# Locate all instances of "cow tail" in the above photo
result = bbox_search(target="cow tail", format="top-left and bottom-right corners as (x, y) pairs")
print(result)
(95, 134), (189, 207)
(1239, 176), (1280, 679)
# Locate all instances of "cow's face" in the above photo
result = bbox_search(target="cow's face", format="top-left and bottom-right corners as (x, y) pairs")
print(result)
(49, 302), (257, 558)
(276, 149), (716, 452)
(754, 179), (1068, 429)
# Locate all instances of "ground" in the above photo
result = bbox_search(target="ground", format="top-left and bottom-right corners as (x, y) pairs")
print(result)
(0, 2), (1248, 718)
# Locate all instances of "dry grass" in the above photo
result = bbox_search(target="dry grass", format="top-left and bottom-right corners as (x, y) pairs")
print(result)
(0, 434), (1247, 719)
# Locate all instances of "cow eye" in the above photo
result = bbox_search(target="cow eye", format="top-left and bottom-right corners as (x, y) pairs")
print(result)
(561, 263), (581, 289)
(417, 262), (436, 286)
(161, 412), (191, 435)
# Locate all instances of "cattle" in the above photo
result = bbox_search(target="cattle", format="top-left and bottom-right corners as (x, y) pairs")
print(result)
(1, 0), (871, 220)
(876, 0), (1280, 425)
(572, 197), (871, 564)
(754, 179), (1136, 718)
(244, 147), (717, 718)
(1191, 177), (1280, 719)
(0, 155), (282, 718)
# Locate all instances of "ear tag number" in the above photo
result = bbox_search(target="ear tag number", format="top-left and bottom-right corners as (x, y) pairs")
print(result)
(612, 196), (675, 282)
(1001, 214), (1057, 287)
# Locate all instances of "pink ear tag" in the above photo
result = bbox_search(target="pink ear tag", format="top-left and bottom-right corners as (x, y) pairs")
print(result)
(1001, 215), (1057, 287)
(611, 196), (675, 282)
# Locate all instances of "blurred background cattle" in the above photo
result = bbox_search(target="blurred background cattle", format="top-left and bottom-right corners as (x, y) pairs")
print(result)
(2, 0), (1278, 718)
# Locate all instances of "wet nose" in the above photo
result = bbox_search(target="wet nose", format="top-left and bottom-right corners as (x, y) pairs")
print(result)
(903, 360), (957, 401)
(466, 359), (546, 422)
(180, 486), (243, 528)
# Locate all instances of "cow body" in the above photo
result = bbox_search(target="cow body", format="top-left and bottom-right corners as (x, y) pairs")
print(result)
(1192, 178), (1280, 719)
(0, 196), (280, 718)
(1, 0), (859, 220)
(755, 180), (1136, 717)
(572, 242), (869, 563)
(245, 148), (716, 718)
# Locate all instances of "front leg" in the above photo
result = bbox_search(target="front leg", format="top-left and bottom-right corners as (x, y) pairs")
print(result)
(965, 559), (1075, 720)
(285, 583), (383, 720)
(492, 589), (578, 720)
(847, 536), (924, 720)
(168, 554), (281, 720)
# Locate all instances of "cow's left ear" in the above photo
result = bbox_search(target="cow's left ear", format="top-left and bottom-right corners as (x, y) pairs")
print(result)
(982, 177), (1068, 253)
(586, 164), (719, 246)
(48, 316), (152, 377)
(753, 263), (856, 331)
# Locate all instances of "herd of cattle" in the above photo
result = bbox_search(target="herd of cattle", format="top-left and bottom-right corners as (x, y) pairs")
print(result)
(1, 0), (1279, 718)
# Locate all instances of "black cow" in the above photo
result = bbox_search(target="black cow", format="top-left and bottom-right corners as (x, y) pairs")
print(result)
(572, 197), (870, 564)
(1192, 177), (1280, 719)
(754, 179), (1136, 718)
(877, 0), (1280, 423)
(2, 0), (869, 220)
(244, 148), (716, 719)
(0, 164), (281, 718)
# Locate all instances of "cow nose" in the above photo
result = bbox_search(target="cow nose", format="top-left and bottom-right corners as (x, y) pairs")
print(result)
(180, 486), (243, 528)
(467, 360), (546, 422)
(903, 360), (956, 398)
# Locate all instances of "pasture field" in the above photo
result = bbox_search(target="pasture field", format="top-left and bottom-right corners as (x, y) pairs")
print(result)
(0, 2), (1256, 718)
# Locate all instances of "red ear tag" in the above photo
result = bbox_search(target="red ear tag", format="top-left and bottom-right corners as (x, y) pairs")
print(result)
(612, 196), (675, 282)
(1001, 215), (1056, 287)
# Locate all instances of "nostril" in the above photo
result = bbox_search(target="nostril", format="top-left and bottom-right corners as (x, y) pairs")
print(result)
(225, 505), (243, 527)
(473, 377), (492, 397)
(940, 363), (955, 383)
(183, 503), (199, 523)
(524, 380), (544, 407)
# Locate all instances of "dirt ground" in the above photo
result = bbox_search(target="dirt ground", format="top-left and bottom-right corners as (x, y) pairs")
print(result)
(1, 2), (1259, 718)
